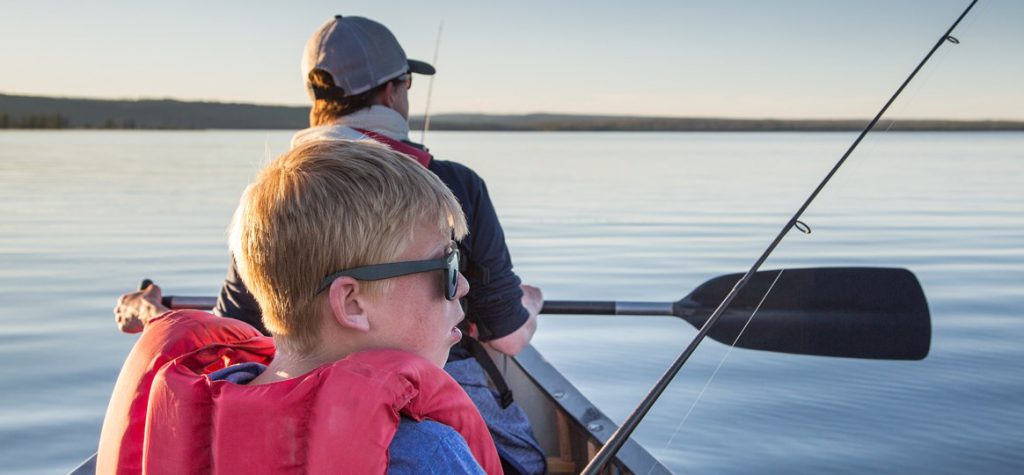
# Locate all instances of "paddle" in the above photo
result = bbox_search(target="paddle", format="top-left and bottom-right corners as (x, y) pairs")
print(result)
(151, 266), (930, 361)
(542, 267), (930, 360)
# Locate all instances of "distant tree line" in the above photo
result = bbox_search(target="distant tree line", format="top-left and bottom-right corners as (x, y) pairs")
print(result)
(3, 93), (1023, 131)
(0, 113), (69, 129)
(0, 112), (143, 129)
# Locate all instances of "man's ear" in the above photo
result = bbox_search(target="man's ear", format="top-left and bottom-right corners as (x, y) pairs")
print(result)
(377, 81), (397, 109)
(327, 277), (370, 332)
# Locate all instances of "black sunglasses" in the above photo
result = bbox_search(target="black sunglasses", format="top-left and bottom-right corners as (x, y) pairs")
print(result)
(393, 72), (412, 89)
(316, 246), (460, 300)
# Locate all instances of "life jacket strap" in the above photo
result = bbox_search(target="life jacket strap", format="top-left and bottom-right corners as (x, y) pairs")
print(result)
(461, 333), (515, 409)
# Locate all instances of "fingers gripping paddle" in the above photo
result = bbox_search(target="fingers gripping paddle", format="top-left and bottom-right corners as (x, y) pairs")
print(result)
(153, 267), (930, 361)
(541, 267), (930, 360)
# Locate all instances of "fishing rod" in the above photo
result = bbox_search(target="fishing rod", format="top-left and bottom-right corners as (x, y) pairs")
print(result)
(420, 21), (444, 144)
(581, 1), (978, 473)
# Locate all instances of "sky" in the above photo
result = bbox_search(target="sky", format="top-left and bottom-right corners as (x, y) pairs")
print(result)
(1, 0), (1021, 120)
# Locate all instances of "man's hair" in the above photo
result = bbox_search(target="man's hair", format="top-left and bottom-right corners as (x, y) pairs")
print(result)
(308, 69), (403, 127)
(229, 140), (468, 355)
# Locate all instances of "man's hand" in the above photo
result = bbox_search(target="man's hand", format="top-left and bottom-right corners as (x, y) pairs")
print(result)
(114, 283), (170, 333)
(519, 284), (543, 317)
(486, 284), (543, 356)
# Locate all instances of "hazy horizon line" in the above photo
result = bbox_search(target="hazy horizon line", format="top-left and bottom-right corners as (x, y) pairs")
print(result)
(4, 91), (1022, 123)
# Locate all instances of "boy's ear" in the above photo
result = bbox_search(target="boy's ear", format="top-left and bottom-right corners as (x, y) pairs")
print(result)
(326, 277), (370, 332)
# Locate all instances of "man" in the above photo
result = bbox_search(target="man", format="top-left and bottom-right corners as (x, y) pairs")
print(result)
(212, 15), (545, 474)
(103, 140), (502, 474)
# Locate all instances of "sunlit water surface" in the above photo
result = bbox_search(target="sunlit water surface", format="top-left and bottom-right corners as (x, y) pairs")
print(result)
(0, 130), (1021, 474)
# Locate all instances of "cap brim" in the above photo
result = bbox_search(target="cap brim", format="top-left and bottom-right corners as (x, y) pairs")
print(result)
(408, 59), (435, 75)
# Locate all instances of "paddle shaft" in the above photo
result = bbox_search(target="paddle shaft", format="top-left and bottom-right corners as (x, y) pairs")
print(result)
(153, 266), (930, 361)
(160, 295), (674, 316)
(162, 295), (216, 310)
(541, 301), (674, 316)
(580, 2), (977, 473)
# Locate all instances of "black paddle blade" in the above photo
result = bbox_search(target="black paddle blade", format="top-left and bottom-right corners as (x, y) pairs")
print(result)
(675, 267), (931, 360)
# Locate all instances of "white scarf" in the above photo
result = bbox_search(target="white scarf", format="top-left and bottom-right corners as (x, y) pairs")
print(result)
(290, 106), (411, 149)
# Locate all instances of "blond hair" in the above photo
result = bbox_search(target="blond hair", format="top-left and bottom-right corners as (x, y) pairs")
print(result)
(229, 140), (468, 354)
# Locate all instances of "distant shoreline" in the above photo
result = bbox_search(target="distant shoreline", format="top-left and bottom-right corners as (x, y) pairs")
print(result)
(3, 93), (1022, 132)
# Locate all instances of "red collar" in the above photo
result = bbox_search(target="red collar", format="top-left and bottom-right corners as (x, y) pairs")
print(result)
(353, 128), (433, 167)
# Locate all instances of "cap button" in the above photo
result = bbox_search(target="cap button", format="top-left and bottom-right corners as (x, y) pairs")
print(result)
(334, 14), (343, 19)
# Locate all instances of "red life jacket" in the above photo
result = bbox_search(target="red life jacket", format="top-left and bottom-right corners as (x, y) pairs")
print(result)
(98, 310), (502, 475)
(353, 127), (433, 167)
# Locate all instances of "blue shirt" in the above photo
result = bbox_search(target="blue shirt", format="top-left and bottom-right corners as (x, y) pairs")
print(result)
(209, 363), (485, 475)
(389, 419), (486, 475)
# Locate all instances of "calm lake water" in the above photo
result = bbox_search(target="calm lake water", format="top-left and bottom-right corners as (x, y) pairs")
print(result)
(1, 130), (1021, 474)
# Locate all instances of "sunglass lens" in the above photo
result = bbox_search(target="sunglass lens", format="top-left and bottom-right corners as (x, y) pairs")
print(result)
(447, 250), (460, 300)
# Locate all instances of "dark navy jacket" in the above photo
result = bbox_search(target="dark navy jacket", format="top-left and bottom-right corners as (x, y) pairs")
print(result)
(214, 158), (529, 351)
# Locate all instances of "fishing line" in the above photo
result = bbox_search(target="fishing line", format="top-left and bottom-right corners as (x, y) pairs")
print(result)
(877, 0), (989, 136)
(828, 45), (949, 191)
(659, 17), (975, 452)
(650, 53), (957, 447)
(881, 40), (955, 133)
(649, 269), (787, 475)
(583, 2), (978, 472)
(839, 23), (961, 202)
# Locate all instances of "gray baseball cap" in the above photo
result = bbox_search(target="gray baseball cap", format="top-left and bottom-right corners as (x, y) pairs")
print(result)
(302, 15), (435, 100)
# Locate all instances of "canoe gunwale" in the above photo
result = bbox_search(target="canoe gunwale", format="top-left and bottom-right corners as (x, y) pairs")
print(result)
(505, 345), (672, 474)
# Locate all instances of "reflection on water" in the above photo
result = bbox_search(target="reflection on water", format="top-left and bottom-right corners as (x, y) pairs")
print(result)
(1, 131), (1022, 473)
